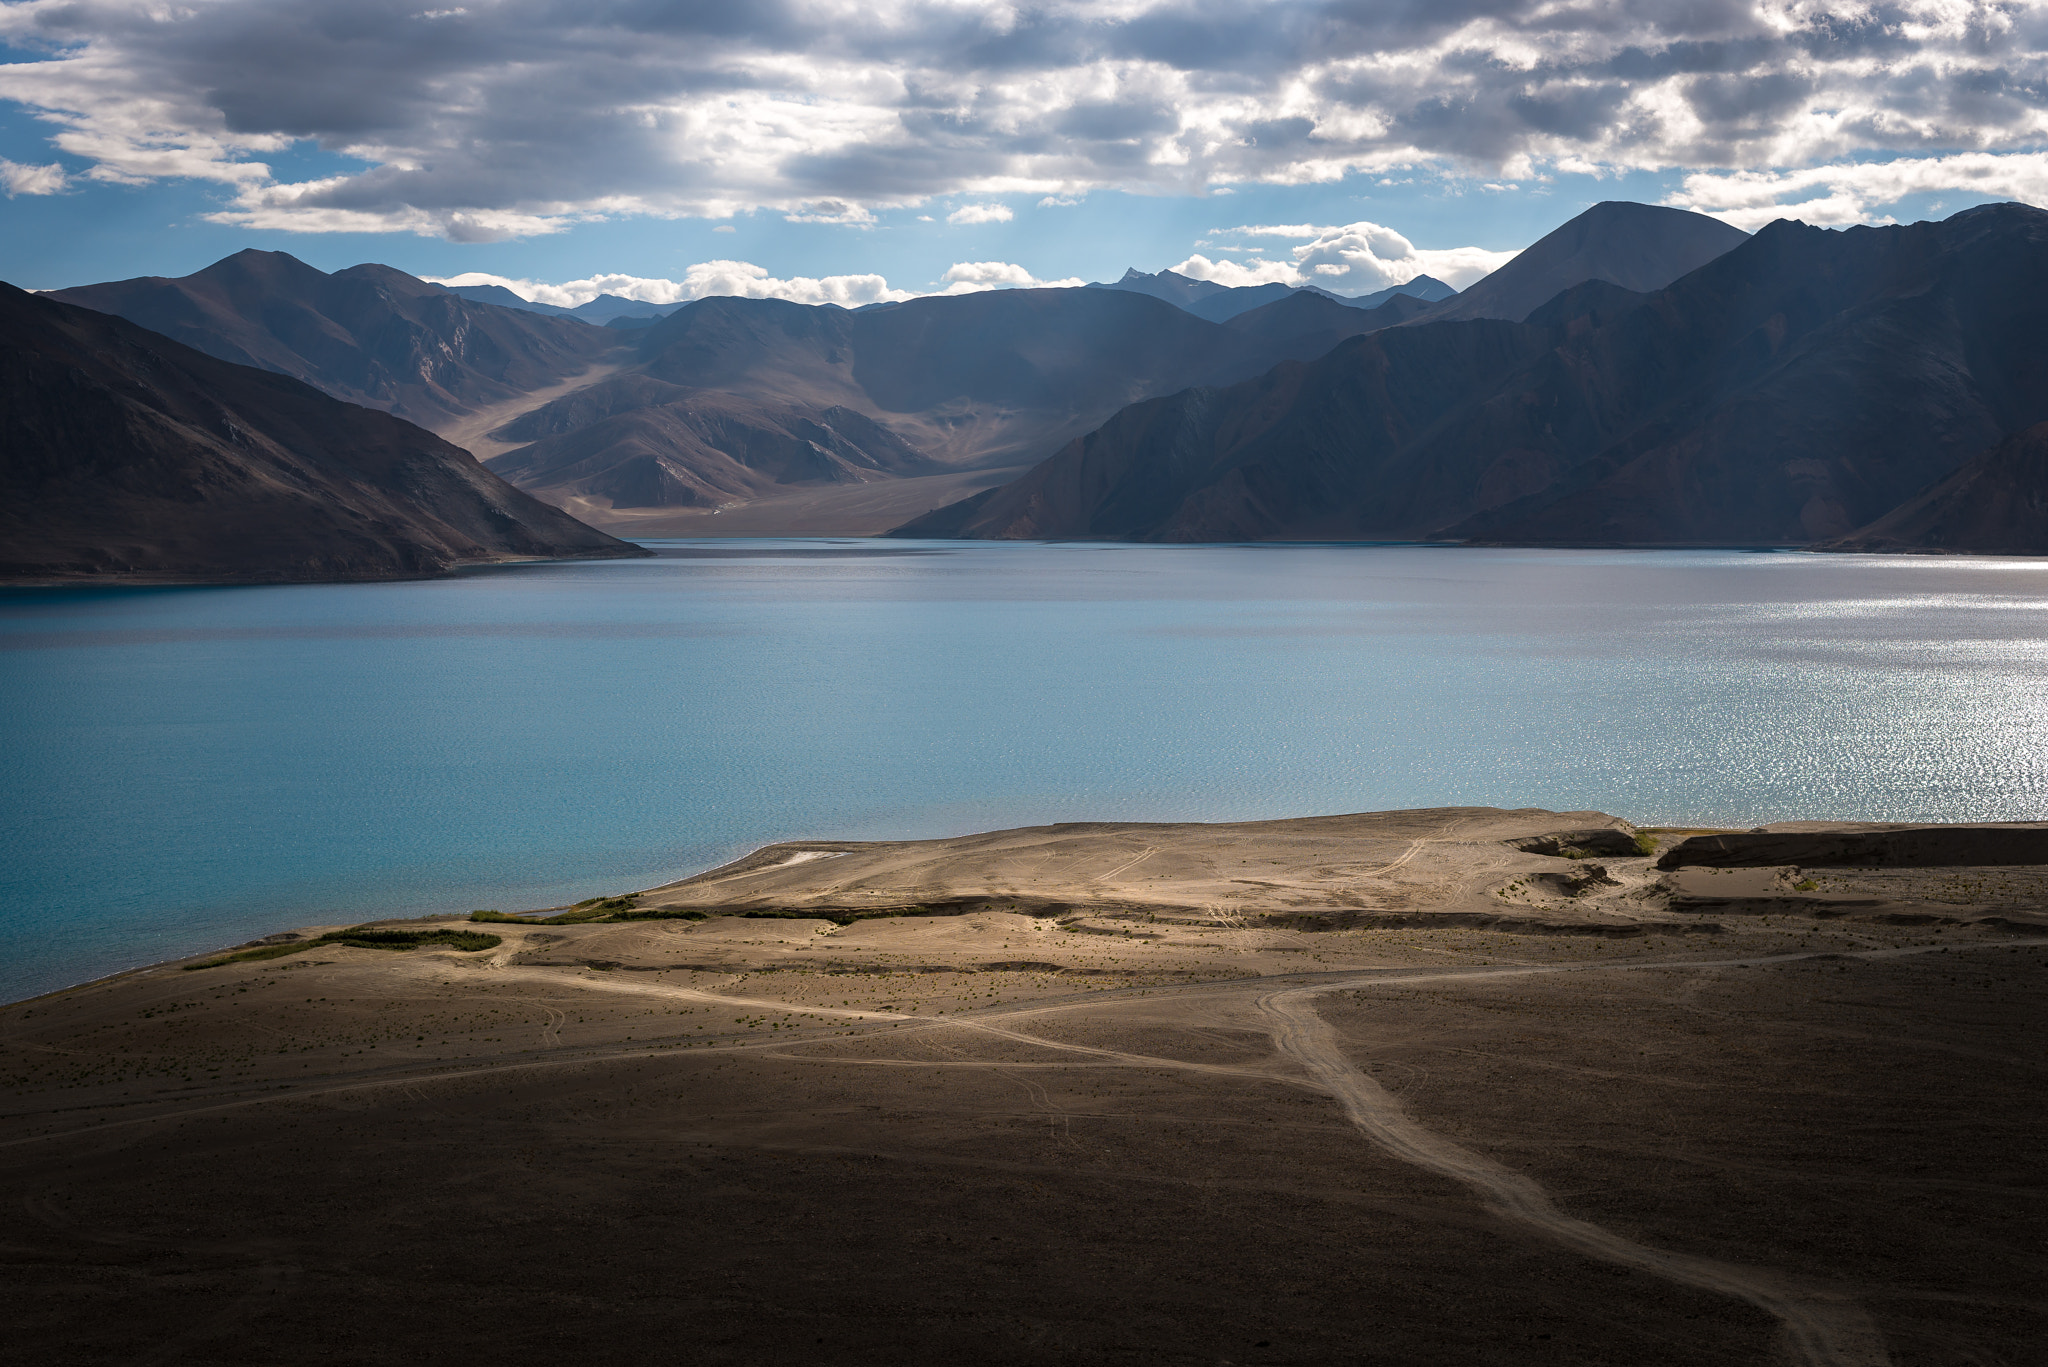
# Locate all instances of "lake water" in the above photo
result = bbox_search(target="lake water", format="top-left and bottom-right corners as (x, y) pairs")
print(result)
(6, 540), (2048, 1002)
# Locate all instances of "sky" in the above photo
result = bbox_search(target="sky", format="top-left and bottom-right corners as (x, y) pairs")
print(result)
(2, 1), (2045, 304)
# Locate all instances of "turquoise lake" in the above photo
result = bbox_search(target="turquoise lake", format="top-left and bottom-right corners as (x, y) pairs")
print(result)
(5, 540), (2048, 1003)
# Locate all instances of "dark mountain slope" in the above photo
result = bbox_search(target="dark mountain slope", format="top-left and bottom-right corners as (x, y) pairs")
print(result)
(484, 285), (1427, 516)
(1220, 289), (1435, 362)
(1415, 202), (1747, 323)
(1449, 202), (2048, 544)
(0, 284), (644, 584)
(51, 251), (612, 429)
(1817, 423), (2048, 554)
(897, 203), (2048, 546)
(893, 319), (1552, 540)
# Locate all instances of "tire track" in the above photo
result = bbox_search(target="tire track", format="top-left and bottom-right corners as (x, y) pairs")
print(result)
(1252, 981), (1890, 1367)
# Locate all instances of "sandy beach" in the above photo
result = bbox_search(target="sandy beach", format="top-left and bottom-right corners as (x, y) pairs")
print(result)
(6, 806), (2045, 1366)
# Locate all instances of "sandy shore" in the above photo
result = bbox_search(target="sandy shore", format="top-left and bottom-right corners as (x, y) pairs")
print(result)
(6, 806), (2045, 1365)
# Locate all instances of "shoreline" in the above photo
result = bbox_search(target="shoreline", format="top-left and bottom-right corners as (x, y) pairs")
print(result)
(6, 804), (2045, 1364)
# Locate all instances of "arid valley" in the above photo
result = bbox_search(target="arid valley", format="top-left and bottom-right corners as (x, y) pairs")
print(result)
(7, 808), (2044, 1366)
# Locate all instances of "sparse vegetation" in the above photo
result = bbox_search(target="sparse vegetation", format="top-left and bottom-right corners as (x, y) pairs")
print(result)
(1633, 832), (1660, 856)
(186, 927), (501, 970)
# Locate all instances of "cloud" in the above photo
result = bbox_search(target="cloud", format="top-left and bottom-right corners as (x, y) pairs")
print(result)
(428, 262), (916, 309)
(0, 1), (2043, 236)
(1177, 220), (1518, 292)
(937, 260), (1086, 293)
(0, 158), (66, 195)
(427, 259), (1087, 306)
(947, 203), (1014, 225)
(1668, 151), (2048, 231)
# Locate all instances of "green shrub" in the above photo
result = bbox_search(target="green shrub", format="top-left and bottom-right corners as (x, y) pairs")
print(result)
(184, 926), (500, 970)
(535, 895), (640, 924)
(323, 928), (501, 952)
(1633, 833), (1660, 856)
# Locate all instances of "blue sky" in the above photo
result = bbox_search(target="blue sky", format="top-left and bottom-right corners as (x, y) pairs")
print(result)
(4, 3), (2045, 303)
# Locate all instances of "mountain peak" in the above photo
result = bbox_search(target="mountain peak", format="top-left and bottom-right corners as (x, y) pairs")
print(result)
(1413, 200), (1748, 324)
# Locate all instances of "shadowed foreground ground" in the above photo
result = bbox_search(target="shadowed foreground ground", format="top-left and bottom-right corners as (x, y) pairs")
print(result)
(5, 808), (2044, 1366)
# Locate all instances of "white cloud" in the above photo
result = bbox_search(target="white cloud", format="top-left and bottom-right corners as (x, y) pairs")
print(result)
(0, 158), (66, 195)
(712, 224), (736, 233)
(427, 262), (915, 309)
(947, 203), (1014, 225)
(783, 201), (877, 226)
(1037, 194), (1082, 208)
(1668, 152), (2048, 231)
(1177, 219), (1518, 292)
(1, 0), (2044, 237)
(937, 261), (1085, 293)
(1169, 255), (1300, 288)
(428, 258), (1086, 307)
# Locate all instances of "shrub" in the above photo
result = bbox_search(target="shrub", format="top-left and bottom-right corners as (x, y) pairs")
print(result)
(184, 926), (500, 969)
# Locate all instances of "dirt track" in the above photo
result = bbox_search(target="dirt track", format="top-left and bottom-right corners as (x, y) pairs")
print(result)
(6, 808), (2046, 1364)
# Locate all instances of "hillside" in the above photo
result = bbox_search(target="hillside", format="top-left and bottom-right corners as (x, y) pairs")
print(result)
(1819, 422), (2048, 554)
(51, 251), (613, 429)
(0, 284), (645, 584)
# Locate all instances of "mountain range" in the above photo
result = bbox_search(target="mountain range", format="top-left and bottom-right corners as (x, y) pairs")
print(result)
(478, 282), (1443, 532)
(17, 196), (2048, 570)
(50, 251), (610, 430)
(1088, 267), (1457, 323)
(440, 284), (682, 324)
(0, 284), (642, 584)
(42, 248), (1460, 537)
(895, 201), (2048, 549)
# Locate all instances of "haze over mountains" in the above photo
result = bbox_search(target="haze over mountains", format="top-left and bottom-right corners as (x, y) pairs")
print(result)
(898, 201), (2048, 550)
(0, 285), (642, 584)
